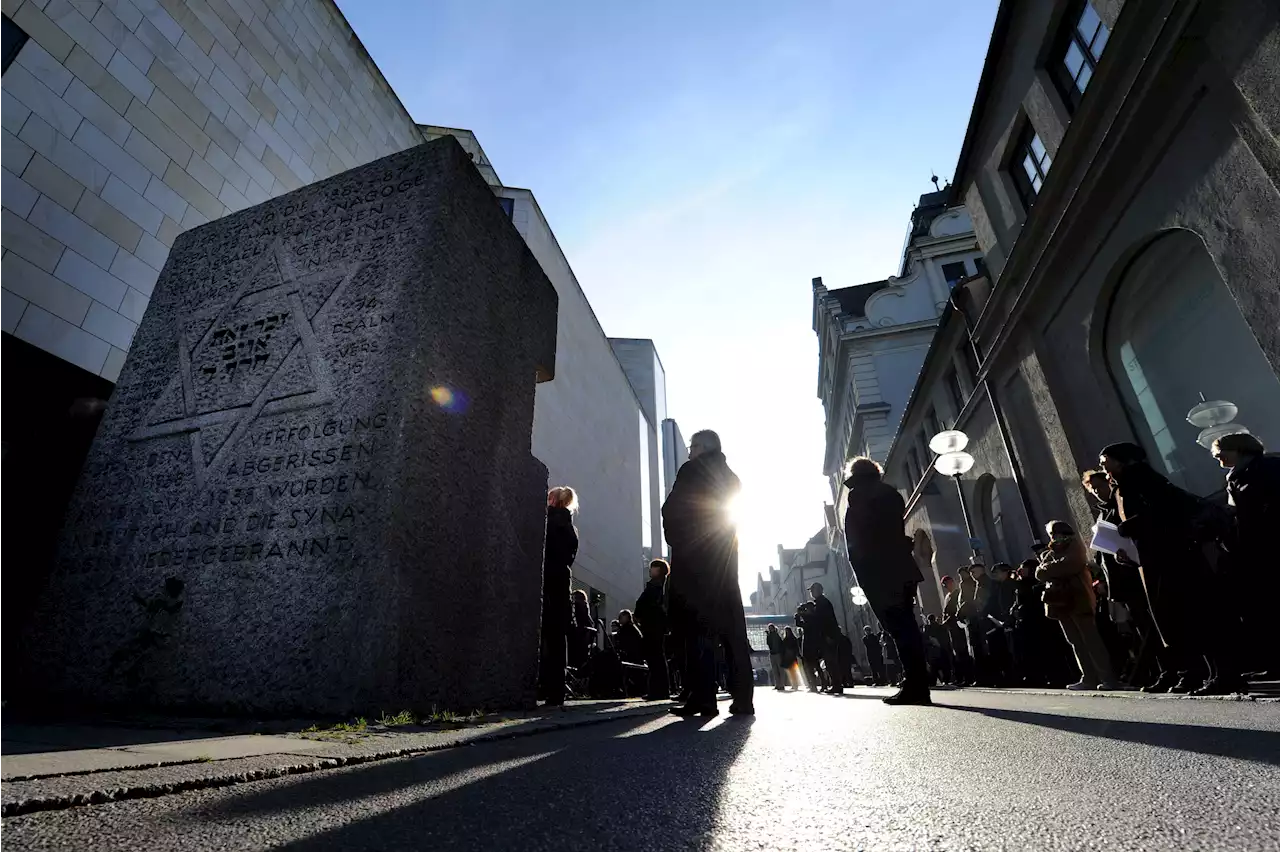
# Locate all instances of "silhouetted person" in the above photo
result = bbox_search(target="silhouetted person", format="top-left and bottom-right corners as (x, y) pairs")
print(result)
(662, 430), (754, 717)
(614, 610), (645, 666)
(843, 457), (931, 705)
(1101, 442), (1244, 695)
(539, 487), (579, 706)
(940, 574), (973, 685)
(924, 615), (952, 684)
(1214, 433), (1280, 679)
(796, 603), (824, 691)
(635, 558), (672, 700)
(570, 589), (595, 668)
(837, 631), (856, 688)
(807, 582), (843, 694)
(765, 624), (785, 690)
(982, 563), (1016, 685)
(781, 627), (800, 689)
(863, 625), (887, 685)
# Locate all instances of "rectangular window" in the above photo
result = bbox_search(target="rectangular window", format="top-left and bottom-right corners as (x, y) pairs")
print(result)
(907, 447), (923, 488)
(941, 261), (968, 288)
(1010, 126), (1052, 209)
(974, 256), (988, 279)
(497, 196), (514, 219)
(2, 15), (28, 72)
(1053, 1), (1111, 110)
(928, 407), (946, 439)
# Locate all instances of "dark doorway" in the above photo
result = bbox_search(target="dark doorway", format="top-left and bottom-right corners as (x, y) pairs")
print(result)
(2, 333), (114, 690)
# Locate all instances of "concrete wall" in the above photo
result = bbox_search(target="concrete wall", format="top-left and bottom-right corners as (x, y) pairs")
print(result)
(2, 0), (422, 379)
(609, 337), (665, 562)
(501, 188), (646, 613)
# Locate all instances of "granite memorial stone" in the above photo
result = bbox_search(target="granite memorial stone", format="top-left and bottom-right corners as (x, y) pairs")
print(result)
(19, 137), (559, 716)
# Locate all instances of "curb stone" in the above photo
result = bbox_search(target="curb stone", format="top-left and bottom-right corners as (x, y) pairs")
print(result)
(2, 703), (671, 818)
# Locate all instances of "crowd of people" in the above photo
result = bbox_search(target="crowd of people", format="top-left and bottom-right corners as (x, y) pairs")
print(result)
(536, 429), (1277, 712)
(922, 435), (1278, 697)
(537, 430), (755, 717)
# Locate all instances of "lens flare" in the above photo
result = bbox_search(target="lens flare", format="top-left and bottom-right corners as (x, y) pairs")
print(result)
(724, 492), (745, 527)
(429, 385), (468, 413)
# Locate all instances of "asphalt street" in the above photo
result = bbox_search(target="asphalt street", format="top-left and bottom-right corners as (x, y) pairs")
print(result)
(4, 689), (1278, 851)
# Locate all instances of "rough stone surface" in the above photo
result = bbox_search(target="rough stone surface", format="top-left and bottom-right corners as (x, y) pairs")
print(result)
(17, 137), (559, 718)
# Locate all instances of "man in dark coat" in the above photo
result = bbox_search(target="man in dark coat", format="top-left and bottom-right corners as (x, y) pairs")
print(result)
(1213, 433), (1280, 678)
(843, 457), (931, 705)
(662, 430), (753, 717)
(634, 558), (672, 700)
(1100, 442), (1244, 695)
(807, 582), (843, 694)
(862, 625), (887, 685)
(539, 489), (579, 706)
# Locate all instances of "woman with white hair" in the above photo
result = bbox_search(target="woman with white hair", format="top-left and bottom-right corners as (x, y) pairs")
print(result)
(539, 486), (579, 707)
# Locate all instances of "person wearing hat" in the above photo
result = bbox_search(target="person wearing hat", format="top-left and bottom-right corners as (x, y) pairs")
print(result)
(842, 456), (931, 705)
(807, 582), (843, 695)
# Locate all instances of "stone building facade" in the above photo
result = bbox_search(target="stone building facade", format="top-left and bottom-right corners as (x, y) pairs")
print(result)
(3, 0), (420, 380)
(881, 0), (1280, 603)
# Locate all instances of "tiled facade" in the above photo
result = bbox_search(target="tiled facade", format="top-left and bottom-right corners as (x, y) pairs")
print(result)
(2, 0), (422, 379)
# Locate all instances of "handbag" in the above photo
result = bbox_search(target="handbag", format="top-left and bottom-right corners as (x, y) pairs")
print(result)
(1041, 580), (1073, 608)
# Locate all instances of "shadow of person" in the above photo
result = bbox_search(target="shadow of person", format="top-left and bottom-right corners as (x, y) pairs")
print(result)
(199, 714), (753, 850)
(943, 704), (1280, 767)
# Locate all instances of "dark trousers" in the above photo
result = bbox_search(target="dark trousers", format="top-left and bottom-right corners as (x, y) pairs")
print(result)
(539, 609), (568, 704)
(643, 633), (669, 697)
(868, 655), (887, 684)
(870, 585), (929, 690)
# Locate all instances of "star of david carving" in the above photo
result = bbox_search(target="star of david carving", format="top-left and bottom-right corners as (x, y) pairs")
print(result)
(129, 244), (363, 487)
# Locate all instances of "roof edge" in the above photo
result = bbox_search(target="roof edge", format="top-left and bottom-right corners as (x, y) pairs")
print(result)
(948, 0), (1017, 203)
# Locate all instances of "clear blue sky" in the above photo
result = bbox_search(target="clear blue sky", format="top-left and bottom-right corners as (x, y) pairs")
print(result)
(337, 0), (999, 602)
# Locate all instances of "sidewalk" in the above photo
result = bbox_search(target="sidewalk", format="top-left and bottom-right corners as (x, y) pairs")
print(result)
(1, 699), (673, 817)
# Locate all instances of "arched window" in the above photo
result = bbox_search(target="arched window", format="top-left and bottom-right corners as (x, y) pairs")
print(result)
(1104, 231), (1280, 495)
(976, 474), (1008, 563)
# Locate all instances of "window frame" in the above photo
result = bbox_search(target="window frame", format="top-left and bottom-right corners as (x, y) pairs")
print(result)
(945, 368), (966, 421)
(1050, 1), (1111, 112)
(940, 261), (969, 289)
(1009, 124), (1052, 210)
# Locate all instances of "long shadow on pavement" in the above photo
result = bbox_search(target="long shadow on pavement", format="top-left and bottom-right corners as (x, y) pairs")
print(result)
(942, 704), (1280, 767)
(201, 713), (753, 850)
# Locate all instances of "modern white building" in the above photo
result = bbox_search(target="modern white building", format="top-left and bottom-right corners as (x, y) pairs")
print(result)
(609, 338), (669, 572)
(0, 0), (661, 636)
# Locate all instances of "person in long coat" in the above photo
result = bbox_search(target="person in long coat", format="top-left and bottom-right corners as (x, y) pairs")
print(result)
(662, 430), (753, 717)
(1100, 442), (1244, 696)
(1035, 521), (1120, 690)
(634, 559), (671, 699)
(842, 457), (931, 705)
(539, 487), (579, 706)
(1213, 432), (1280, 679)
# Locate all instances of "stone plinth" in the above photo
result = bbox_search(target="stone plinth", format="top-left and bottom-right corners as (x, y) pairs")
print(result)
(18, 138), (559, 717)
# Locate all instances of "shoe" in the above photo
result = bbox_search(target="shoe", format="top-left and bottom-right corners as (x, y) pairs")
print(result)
(1066, 681), (1098, 691)
(642, 694), (670, 702)
(1142, 672), (1179, 693)
(882, 687), (932, 706)
(728, 702), (755, 715)
(1169, 676), (1202, 694)
(1189, 676), (1249, 697)
(1096, 682), (1134, 691)
(669, 704), (718, 718)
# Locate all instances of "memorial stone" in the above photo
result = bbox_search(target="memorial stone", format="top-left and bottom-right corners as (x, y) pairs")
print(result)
(18, 137), (559, 716)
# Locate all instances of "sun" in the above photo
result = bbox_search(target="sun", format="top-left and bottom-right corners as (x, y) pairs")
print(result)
(725, 492), (746, 528)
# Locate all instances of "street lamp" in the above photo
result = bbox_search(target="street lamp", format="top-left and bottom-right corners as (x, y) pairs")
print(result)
(1187, 395), (1249, 449)
(931, 429), (981, 560)
(850, 586), (868, 606)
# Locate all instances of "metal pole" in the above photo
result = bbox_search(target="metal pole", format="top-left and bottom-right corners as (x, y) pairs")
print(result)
(951, 288), (1041, 549)
(953, 473), (981, 561)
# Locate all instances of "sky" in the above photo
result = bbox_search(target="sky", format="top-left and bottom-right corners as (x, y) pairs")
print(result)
(337, 0), (999, 601)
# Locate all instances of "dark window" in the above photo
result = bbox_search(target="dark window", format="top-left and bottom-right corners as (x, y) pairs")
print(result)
(959, 338), (981, 386)
(2, 15), (28, 73)
(1010, 125), (1052, 209)
(1052, 2), (1110, 110)
(974, 256), (988, 279)
(928, 407), (946, 438)
(945, 369), (966, 419)
(908, 447), (924, 487)
(941, 261), (968, 288)
(497, 196), (514, 219)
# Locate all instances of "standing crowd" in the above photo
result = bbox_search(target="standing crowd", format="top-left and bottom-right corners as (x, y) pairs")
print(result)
(537, 430), (1277, 713)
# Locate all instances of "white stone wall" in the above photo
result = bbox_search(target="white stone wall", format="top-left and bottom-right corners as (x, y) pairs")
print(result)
(501, 187), (646, 613)
(2, 0), (421, 379)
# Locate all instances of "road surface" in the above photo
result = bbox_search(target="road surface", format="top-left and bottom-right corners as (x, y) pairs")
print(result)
(5, 688), (1278, 851)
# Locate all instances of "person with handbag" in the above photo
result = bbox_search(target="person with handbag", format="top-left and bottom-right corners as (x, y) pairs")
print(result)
(1036, 521), (1128, 691)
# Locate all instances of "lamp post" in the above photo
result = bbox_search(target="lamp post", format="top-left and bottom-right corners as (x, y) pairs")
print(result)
(931, 429), (981, 561)
(1187, 395), (1249, 449)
